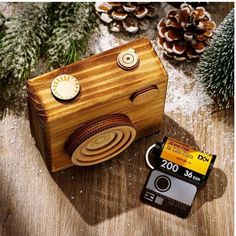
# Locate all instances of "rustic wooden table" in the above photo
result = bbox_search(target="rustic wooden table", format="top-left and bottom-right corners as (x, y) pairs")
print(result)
(0, 3), (234, 236)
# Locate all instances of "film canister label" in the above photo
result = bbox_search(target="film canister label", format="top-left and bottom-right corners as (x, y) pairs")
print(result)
(156, 137), (216, 186)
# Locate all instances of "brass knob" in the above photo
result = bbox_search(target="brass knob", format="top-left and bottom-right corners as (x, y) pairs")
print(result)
(117, 49), (140, 70)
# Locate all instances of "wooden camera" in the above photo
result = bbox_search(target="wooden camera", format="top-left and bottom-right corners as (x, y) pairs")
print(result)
(27, 38), (168, 172)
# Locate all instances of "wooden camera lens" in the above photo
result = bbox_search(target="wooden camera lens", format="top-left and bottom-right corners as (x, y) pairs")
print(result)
(65, 114), (136, 166)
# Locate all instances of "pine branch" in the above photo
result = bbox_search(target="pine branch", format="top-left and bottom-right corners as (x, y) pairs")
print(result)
(46, 3), (96, 68)
(0, 12), (5, 39)
(0, 4), (50, 81)
(0, 3), (51, 117)
(0, 11), (5, 27)
(196, 9), (234, 109)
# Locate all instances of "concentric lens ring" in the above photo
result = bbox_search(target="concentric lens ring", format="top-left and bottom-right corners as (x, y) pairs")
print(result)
(65, 114), (136, 166)
(81, 130), (123, 156)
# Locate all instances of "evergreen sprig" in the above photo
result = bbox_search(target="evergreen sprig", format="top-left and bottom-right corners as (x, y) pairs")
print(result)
(196, 9), (234, 109)
(0, 3), (50, 117)
(46, 3), (96, 68)
(0, 12), (5, 36)
(0, 4), (49, 82)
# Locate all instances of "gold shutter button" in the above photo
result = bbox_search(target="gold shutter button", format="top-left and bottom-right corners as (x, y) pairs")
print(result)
(117, 49), (140, 70)
(51, 74), (80, 101)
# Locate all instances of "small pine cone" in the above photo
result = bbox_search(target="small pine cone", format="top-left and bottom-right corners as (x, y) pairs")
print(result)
(95, 2), (159, 33)
(157, 3), (216, 61)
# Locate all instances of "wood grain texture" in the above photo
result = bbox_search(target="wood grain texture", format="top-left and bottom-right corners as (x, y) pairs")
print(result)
(27, 38), (168, 172)
(0, 110), (233, 236)
(27, 38), (167, 120)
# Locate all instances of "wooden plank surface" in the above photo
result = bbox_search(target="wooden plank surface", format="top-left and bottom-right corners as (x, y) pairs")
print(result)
(0, 2), (234, 236)
(0, 110), (233, 236)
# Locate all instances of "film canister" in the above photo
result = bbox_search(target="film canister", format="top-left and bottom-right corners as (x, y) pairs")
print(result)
(145, 136), (217, 187)
(141, 136), (217, 218)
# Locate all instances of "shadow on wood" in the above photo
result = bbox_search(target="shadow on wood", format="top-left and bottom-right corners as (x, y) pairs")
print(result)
(0, 174), (30, 236)
(191, 167), (227, 216)
(210, 106), (234, 126)
(52, 115), (204, 225)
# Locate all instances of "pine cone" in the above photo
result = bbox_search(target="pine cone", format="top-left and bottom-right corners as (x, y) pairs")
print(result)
(157, 3), (216, 61)
(95, 2), (159, 33)
(168, 3), (209, 8)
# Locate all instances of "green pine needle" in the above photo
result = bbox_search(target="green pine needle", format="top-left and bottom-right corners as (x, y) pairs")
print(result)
(0, 12), (5, 41)
(0, 4), (49, 81)
(0, 3), (50, 117)
(0, 11), (5, 29)
(46, 3), (96, 69)
(196, 9), (234, 109)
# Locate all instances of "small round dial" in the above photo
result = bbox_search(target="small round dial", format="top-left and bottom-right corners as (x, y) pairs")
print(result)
(51, 74), (80, 101)
(117, 49), (140, 70)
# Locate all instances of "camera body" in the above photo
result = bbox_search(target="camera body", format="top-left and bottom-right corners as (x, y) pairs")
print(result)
(27, 38), (168, 172)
